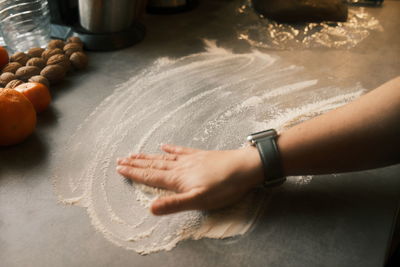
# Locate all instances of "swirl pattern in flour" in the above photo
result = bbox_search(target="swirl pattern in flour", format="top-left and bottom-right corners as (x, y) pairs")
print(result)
(53, 40), (364, 254)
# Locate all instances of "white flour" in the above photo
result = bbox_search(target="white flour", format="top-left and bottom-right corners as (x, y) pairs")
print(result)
(53, 40), (364, 254)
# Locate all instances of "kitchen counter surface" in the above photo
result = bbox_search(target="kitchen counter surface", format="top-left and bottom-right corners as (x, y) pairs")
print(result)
(1, 1), (399, 266)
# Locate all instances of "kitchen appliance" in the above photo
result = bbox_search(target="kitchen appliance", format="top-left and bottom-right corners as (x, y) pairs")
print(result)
(147, 0), (198, 14)
(48, 0), (146, 51)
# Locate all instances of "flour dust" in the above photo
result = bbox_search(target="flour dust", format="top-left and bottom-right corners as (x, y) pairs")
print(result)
(52, 40), (364, 254)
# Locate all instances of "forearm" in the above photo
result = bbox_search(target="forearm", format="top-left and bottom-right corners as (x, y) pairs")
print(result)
(277, 77), (400, 176)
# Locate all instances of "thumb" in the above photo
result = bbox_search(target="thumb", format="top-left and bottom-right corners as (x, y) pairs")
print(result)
(151, 190), (201, 215)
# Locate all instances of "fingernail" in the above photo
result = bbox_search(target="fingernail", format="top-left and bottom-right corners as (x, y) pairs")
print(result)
(116, 158), (122, 163)
(116, 166), (125, 172)
(151, 205), (163, 216)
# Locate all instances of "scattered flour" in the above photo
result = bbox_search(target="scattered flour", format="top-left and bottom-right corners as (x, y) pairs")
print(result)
(52, 40), (364, 254)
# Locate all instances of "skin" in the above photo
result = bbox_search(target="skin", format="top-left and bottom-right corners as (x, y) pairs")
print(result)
(117, 76), (400, 215)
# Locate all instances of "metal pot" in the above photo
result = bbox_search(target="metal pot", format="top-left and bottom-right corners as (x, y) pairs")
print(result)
(147, 0), (188, 8)
(78, 0), (146, 33)
(147, 0), (198, 13)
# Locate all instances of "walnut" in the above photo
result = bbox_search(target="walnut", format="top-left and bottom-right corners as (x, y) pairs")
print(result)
(63, 43), (83, 57)
(69, 52), (88, 70)
(47, 54), (71, 71)
(15, 66), (41, 81)
(5, 79), (24, 89)
(2, 62), (22, 74)
(40, 65), (65, 84)
(27, 47), (45, 58)
(10, 52), (30, 65)
(42, 48), (63, 62)
(26, 57), (46, 69)
(48, 39), (65, 49)
(67, 36), (84, 47)
(28, 75), (50, 88)
(0, 72), (16, 87)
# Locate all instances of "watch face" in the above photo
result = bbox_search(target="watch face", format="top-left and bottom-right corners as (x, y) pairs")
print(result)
(247, 129), (277, 142)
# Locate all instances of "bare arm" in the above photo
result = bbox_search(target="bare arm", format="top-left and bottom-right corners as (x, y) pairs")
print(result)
(279, 76), (400, 175)
(117, 77), (400, 215)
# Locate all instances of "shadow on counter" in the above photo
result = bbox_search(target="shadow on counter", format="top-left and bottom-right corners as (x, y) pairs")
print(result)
(0, 106), (59, 176)
(0, 132), (48, 174)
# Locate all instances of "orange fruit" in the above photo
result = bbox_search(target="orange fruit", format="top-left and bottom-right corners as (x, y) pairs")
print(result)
(0, 88), (37, 146)
(0, 46), (9, 69)
(15, 82), (51, 113)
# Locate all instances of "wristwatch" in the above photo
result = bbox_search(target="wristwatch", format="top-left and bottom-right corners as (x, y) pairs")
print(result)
(247, 129), (286, 187)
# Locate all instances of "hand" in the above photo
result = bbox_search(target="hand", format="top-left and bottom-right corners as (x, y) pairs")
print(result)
(116, 144), (264, 215)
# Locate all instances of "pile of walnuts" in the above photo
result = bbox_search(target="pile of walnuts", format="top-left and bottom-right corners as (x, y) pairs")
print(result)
(0, 36), (88, 89)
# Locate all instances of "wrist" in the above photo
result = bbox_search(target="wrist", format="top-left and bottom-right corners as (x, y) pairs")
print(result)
(237, 146), (265, 187)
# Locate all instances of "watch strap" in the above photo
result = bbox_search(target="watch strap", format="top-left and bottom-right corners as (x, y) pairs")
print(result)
(254, 135), (286, 186)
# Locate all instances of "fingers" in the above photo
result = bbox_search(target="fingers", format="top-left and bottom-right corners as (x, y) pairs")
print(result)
(117, 158), (174, 170)
(161, 144), (199, 155)
(151, 189), (202, 215)
(116, 166), (173, 190)
(126, 144), (199, 160)
(129, 153), (178, 161)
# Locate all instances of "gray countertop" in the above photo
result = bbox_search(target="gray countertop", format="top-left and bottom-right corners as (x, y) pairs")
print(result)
(1, 1), (399, 266)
